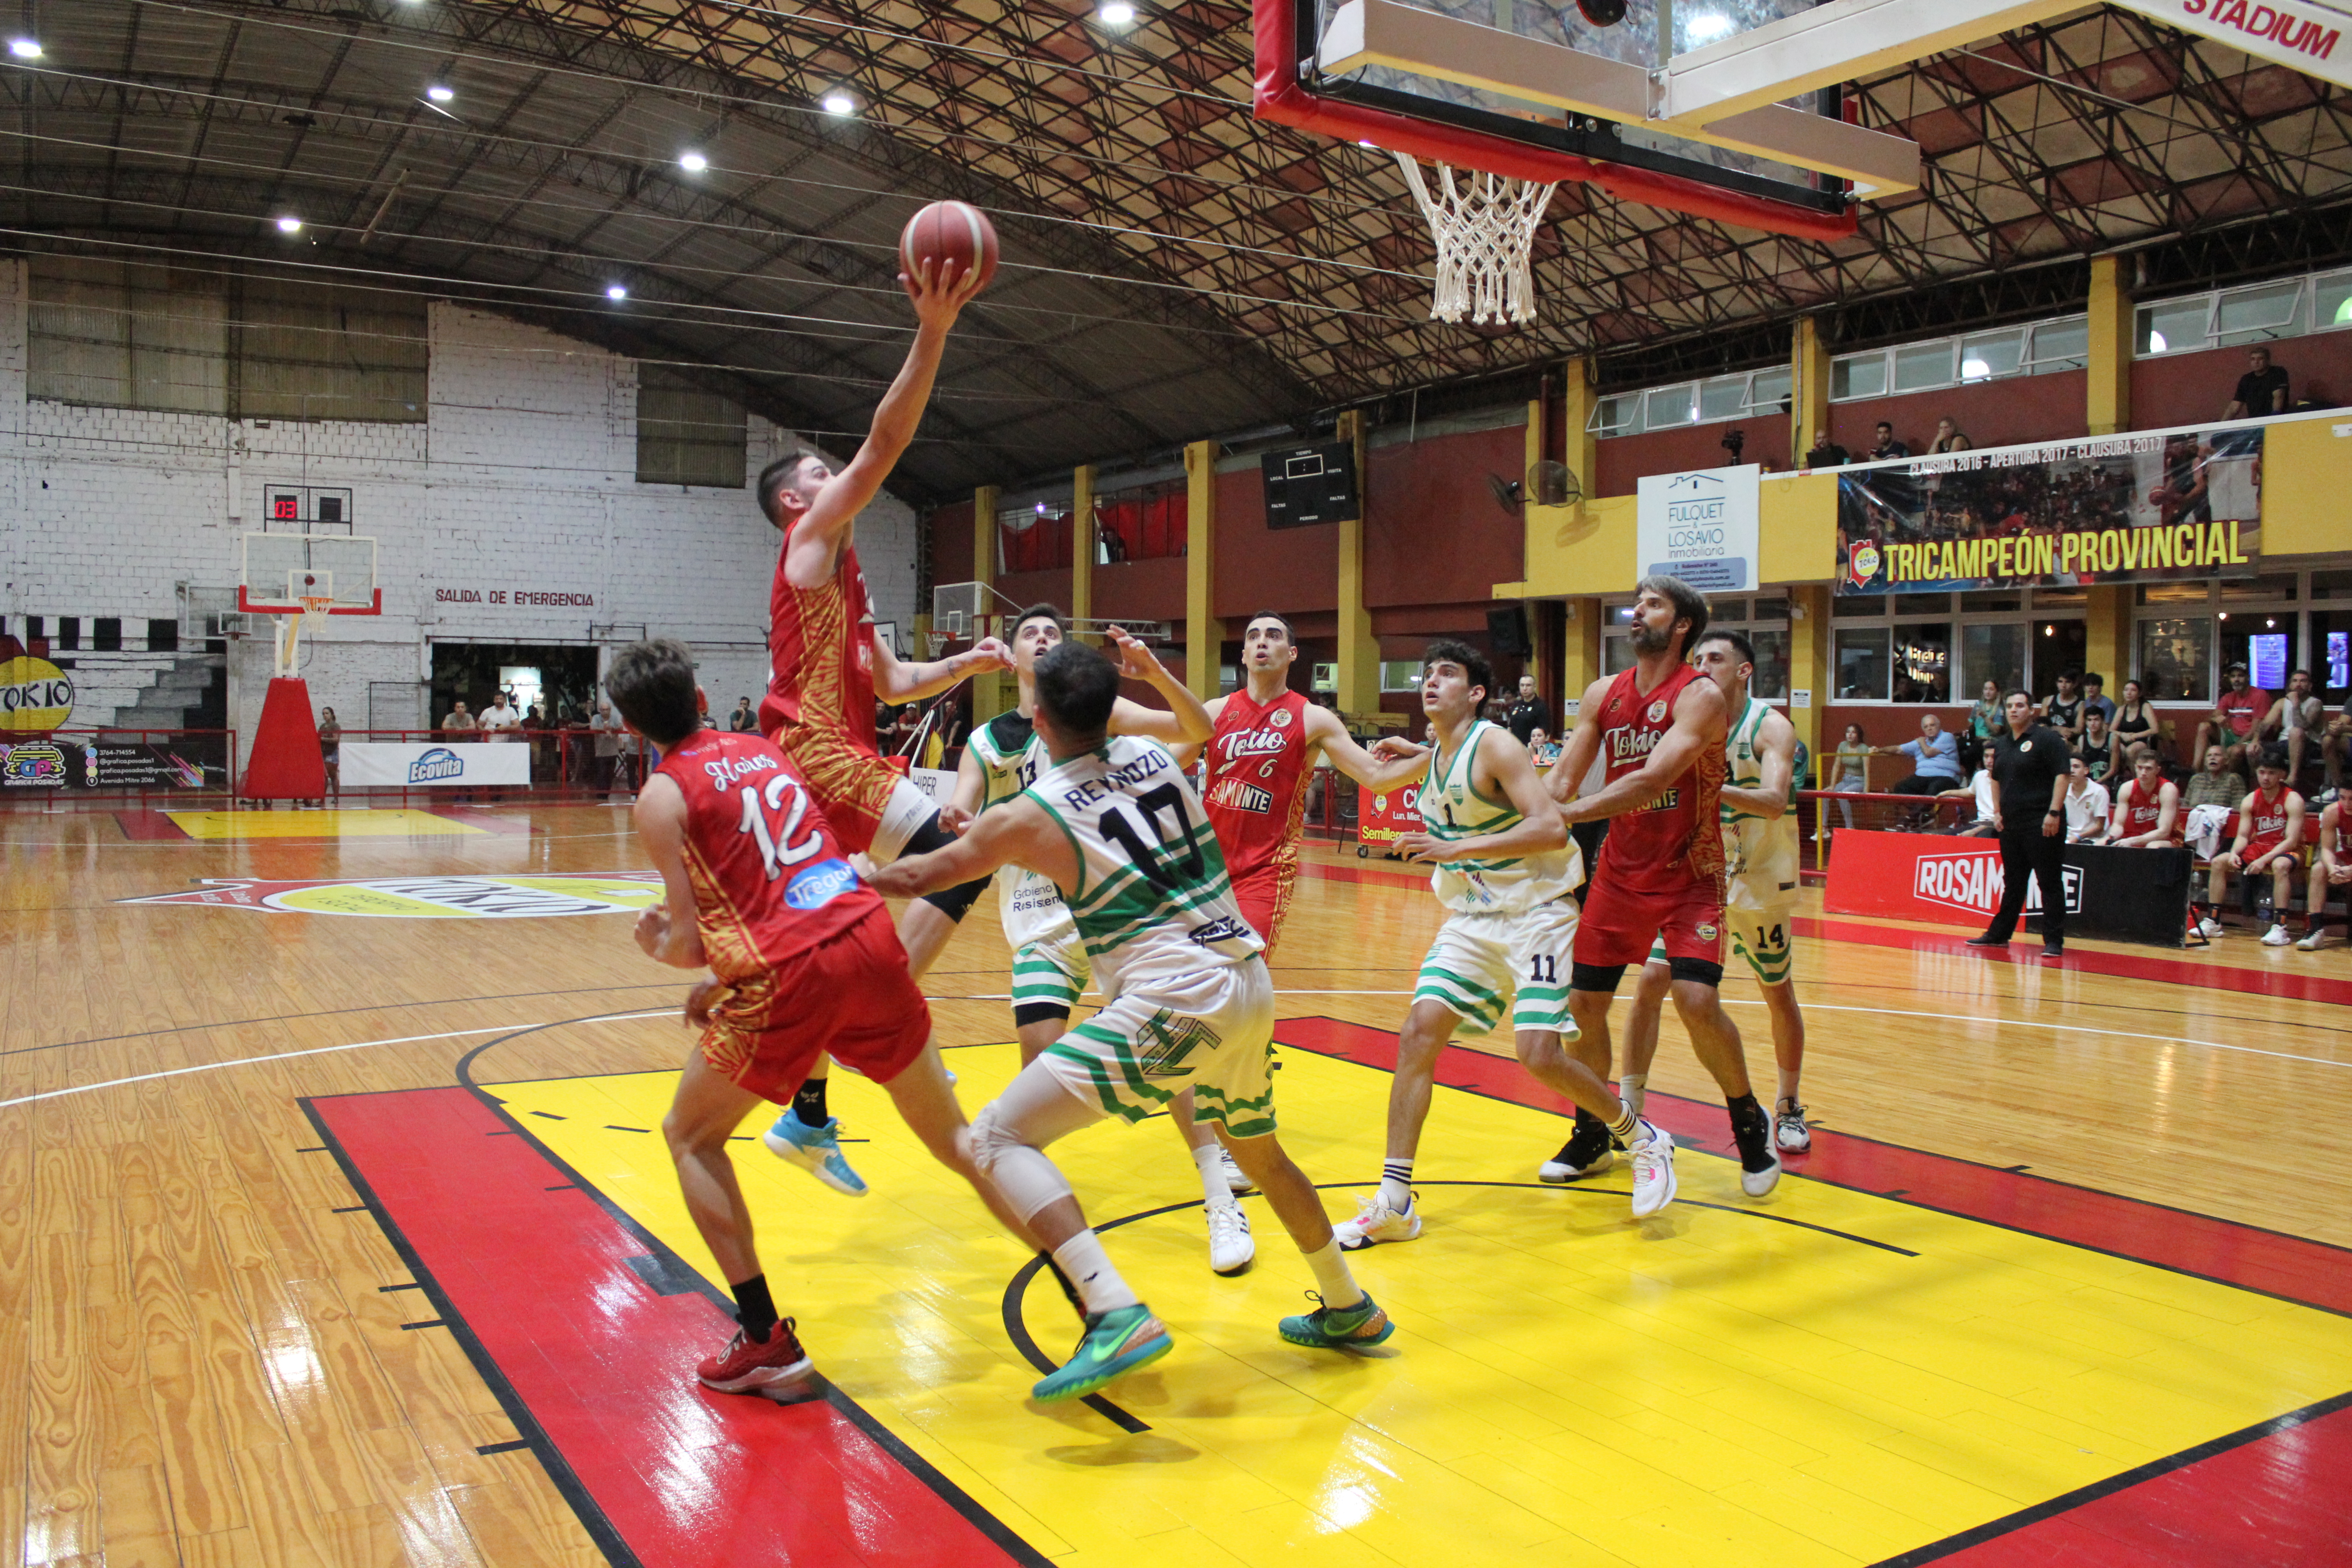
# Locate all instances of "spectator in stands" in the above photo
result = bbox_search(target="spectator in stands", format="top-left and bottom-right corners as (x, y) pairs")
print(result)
(2112, 676), (2165, 765)
(2108, 751), (2182, 848)
(2298, 797), (2347, 949)
(2224, 345), (2289, 420)
(2323, 702), (2352, 797)
(2078, 708), (2116, 782)
(1878, 713), (1964, 795)
(2062, 755), (2111, 843)
(2080, 672), (2116, 727)
(2257, 667), (2323, 784)
(1805, 430), (1848, 468)
(2043, 670), (2086, 741)
(2199, 751), (2304, 943)
(728, 696), (755, 732)
(1868, 421), (1909, 461)
(1529, 726), (1561, 766)
(1929, 417), (1973, 454)
(2193, 662), (2270, 774)
(318, 706), (341, 802)
(1939, 741), (2000, 837)
(440, 699), (475, 737)
(479, 692), (520, 742)
(2185, 743), (2249, 813)
(1504, 674), (1546, 745)
(591, 699), (623, 794)
(1966, 678), (2004, 743)
(1831, 723), (1871, 829)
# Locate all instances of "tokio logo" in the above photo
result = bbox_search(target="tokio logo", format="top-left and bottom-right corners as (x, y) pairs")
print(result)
(1848, 539), (1883, 588)
(1216, 728), (1290, 763)
(0, 656), (76, 733)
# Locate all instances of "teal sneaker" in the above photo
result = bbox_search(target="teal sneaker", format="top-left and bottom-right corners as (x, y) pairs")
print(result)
(1031, 1304), (1171, 1402)
(1278, 1291), (1395, 1350)
(761, 1113), (868, 1196)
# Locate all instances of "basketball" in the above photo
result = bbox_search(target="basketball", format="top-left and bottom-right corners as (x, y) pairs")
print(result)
(898, 200), (999, 298)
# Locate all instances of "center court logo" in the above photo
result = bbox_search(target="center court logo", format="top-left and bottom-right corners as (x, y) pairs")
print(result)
(119, 873), (665, 918)
(1912, 848), (2083, 916)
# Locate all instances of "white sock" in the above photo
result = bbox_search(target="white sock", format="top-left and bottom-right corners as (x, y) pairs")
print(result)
(1302, 1239), (1366, 1311)
(1619, 1073), (1648, 1122)
(1191, 1143), (1236, 1210)
(1052, 1230), (1139, 1316)
(1378, 1159), (1413, 1212)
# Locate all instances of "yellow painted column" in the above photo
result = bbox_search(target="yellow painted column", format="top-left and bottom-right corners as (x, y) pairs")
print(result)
(1793, 317), (1830, 460)
(1561, 598), (1601, 702)
(2085, 585), (2131, 691)
(970, 483), (1004, 720)
(1070, 464), (1095, 630)
(1787, 583), (1830, 780)
(1563, 354), (1597, 522)
(2087, 254), (2132, 437)
(1521, 399), (1547, 690)
(1184, 439), (1220, 702)
(1334, 410), (1379, 718)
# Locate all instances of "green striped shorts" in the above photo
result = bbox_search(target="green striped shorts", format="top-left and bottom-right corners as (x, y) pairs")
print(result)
(1415, 900), (1581, 1039)
(1044, 958), (1277, 1137)
(1010, 928), (1089, 1015)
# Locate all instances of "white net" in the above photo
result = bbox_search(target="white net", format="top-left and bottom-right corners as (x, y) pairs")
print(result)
(1392, 153), (1556, 326)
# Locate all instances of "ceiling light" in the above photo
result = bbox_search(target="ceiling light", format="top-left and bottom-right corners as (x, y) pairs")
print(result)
(1684, 12), (1735, 42)
(822, 91), (855, 115)
(426, 83), (454, 103)
(1098, 2), (1137, 23)
(606, 284), (628, 301)
(275, 215), (303, 234)
(680, 151), (708, 173)
(7, 38), (40, 59)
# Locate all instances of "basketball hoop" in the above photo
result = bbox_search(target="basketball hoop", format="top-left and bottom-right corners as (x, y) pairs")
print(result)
(1391, 152), (1555, 326)
(926, 632), (950, 659)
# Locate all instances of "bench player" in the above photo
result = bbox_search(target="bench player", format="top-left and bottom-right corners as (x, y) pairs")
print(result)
(1334, 640), (1676, 1249)
(606, 639), (1038, 1395)
(873, 641), (1399, 1403)
(1544, 575), (1782, 1199)
(2107, 750), (2184, 849)
(2199, 751), (2305, 943)
(2298, 793), (2347, 950)
(1596, 630), (1813, 1159)
(753, 257), (1013, 1193)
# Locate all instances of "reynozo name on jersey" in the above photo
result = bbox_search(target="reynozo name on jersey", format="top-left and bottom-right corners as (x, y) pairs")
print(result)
(1206, 775), (1274, 814)
(1057, 744), (1169, 809)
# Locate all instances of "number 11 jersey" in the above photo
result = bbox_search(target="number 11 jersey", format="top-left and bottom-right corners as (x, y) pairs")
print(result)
(1023, 735), (1263, 998)
(653, 727), (882, 982)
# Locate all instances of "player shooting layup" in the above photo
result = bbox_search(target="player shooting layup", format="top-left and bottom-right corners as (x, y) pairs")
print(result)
(1604, 629), (1814, 1158)
(1544, 576), (1783, 1197)
(874, 642), (1398, 1404)
(752, 258), (1012, 1191)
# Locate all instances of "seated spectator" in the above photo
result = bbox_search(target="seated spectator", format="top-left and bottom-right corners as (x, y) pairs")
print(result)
(1877, 713), (1964, 795)
(2080, 672), (2116, 728)
(2198, 752), (2304, 943)
(1939, 742), (1999, 837)
(2060, 755), (2110, 843)
(1965, 678), (2004, 742)
(2078, 709), (2116, 783)
(2108, 751), (2182, 848)
(2042, 670), (2085, 742)
(2111, 677), (2166, 765)
(2256, 667), (2323, 784)
(1529, 726), (1561, 766)
(2299, 797), (2348, 949)
(2192, 662), (2270, 773)
(1830, 722), (1870, 829)
(1805, 430), (1848, 468)
(1929, 417), (1973, 453)
(728, 696), (756, 732)
(1867, 421), (1909, 461)
(2323, 701), (2352, 797)
(2224, 344), (2289, 420)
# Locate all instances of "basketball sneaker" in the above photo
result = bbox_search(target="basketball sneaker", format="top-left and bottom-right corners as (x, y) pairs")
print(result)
(1333, 1191), (1420, 1250)
(2197, 916), (2226, 938)
(1538, 1114), (1615, 1183)
(1031, 1304), (1171, 1402)
(1629, 1119), (1678, 1219)
(1278, 1291), (1396, 1350)
(2297, 927), (2331, 951)
(697, 1318), (814, 1395)
(1220, 1148), (1256, 1195)
(762, 1113), (868, 1196)
(2261, 922), (2293, 946)
(1730, 1100), (1782, 1197)
(1206, 1202), (1254, 1276)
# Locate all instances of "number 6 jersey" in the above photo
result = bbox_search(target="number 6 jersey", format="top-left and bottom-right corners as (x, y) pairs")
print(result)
(1023, 735), (1263, 997)
(653, 727), (882, 981)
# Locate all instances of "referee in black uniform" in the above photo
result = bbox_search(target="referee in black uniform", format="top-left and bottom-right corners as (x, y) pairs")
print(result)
(1970, 689), (2074, 956)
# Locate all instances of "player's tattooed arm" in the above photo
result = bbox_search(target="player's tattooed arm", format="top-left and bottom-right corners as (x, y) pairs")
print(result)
(1396, 728), (1566, 864)
(872, 627), (1014, 702)
(868, 797), (1081, 902)
(1307, 704), (1422, 794)
(1104, 627), (1214, 745)
(1561, 676), (1729, 825)
(1544, 678), (1612, 805)
(628, 774), (709, 970)
(1719, 707), (1796, 820)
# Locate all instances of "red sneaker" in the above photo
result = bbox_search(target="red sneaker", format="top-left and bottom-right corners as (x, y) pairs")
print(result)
(696, 1318), (814, 1394)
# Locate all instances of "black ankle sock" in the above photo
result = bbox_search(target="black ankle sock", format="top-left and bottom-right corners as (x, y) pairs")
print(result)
(731, 1274), (779, 1340)
(1040, 1251), (1088, 1326)
(792, 1077), (829, 1129)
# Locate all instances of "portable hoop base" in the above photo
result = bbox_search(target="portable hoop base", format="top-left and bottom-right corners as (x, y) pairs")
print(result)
(240, 677), (328, 801)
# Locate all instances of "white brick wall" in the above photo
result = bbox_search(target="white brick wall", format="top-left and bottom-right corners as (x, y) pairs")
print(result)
(0, 265), (921, 753)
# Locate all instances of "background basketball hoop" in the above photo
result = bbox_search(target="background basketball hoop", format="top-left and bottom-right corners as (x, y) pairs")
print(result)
(1391, 152), (1554, 325)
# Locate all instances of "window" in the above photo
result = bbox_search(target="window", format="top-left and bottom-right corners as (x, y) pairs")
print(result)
(635, 367), (747, 487)
(2139, 617), (2212, 703)
(1589, 367), (1792, 437)
(2136, 297), (2212, 357)
(1958, 329), (2023, 382)
(1596, 596), (1787, 696)
(2214, 279), (2302, 346)
(1834, 627), (1891, 700)
(1831, 353), (1886, 400)
(1829, 309), (2086, 402)
(1379, 660), (1424, 692)
(1826, 588), (2073, 700)
(30, 258), (227, 413)
(2027, 317), (2089, 371)
(233, 276), (427, 422)
(1644, 386), (1696, 429)
(2034, 617), (2088, 691)
(1894, 622), (1951, 702)
(1961, 622), (2025, 698)
(1748, 627), (1789, 700)
(1892, 341), (1951, 394)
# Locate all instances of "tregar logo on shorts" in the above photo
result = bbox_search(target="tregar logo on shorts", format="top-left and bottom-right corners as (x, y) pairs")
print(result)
(785, 858), (859, 910)
(409, 747), (464, 783)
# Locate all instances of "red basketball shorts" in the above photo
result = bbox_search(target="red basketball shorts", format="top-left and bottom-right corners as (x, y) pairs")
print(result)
(698, 904), (931, 1101)
(1573, 874), (1727, 971)
(1230, 861), (1299, 956)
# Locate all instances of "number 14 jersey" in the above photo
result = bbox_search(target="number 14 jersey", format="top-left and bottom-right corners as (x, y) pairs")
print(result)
(1024, 735), (1263, 998)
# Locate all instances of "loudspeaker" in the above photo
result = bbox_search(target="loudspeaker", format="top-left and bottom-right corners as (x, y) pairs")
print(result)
(1486, 606), (1531, 658)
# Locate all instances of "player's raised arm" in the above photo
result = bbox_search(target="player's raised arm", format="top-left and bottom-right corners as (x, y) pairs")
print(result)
(872, 627), (1013, 703)
(1303, 704), (1425, 795)
(1563, 676), (1728, 825)
(628, 773), (707, 970)
(782, 260), (984, 590)
(1544, 677), (1612, 804)
(869, 794), (1077, 901)
(1396, 727), (1564, 864)
(1103, 627), (1213, 745)
(1721, 708), (1796, 820)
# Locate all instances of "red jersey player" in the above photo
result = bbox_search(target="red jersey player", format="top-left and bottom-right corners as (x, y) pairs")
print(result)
(2203, 752), (2304, 942)
(611, 639), (1038, 1396)
(752, 257), (1012, 1190)
(1544, 574), (1782, 1197)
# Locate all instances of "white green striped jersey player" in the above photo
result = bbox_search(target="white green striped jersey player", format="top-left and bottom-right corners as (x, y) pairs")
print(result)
(1412, 717), (1585, 1037)
(963, 712), (1091, 1020)
(1646, 691), (1803, 985)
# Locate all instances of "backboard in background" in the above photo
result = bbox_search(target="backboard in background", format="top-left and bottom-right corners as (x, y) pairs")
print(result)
(238, 532), (382, 617)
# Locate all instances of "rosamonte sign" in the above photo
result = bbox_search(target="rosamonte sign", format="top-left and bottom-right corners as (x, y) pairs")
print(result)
(1825, 830), (2192, 947)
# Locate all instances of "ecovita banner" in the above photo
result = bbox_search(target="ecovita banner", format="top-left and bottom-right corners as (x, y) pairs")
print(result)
(340, 741), (534, 788)
(1637, 463), (1761, 593)
(1836, 425), (2262, 595)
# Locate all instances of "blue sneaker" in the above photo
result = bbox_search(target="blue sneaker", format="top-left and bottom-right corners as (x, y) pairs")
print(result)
(1278, 1291), (1395, 1350)
(1031, 1303), (1171, 1402)
(761, 1113), (868, 1196)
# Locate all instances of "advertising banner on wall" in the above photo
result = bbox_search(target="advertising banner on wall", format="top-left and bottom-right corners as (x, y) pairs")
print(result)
(1824, 830), (2192, 947)
(1, 655), (75, 735)
(341, 741), (534, 788)
(1637, 464), (1761, 592)
(1837, 426), (2262, 595)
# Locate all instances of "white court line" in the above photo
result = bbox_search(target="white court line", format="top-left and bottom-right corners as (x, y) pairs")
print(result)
(0, 1009), (677, 1110)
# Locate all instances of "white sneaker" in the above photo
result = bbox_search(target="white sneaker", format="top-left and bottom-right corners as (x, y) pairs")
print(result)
(2297, 927), (2330, 951)
(1205, 1202), (1254, 1275)
(1219, 1149), (1256, 1195)
(2261, 922), (2293, 946)
(1334, 1191), (1421, 1251)
(2198, 916), (2225, 938)
(1629, 1121), (1678, 1219)
(1775, 1102), (1812, 1154)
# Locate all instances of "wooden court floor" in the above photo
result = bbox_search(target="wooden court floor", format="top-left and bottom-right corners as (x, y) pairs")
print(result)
(4, 803), (2350, 1567)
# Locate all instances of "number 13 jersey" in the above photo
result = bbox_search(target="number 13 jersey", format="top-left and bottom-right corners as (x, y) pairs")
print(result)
(1024, 735), (1263, 998)
(653, 728), (881, 982)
